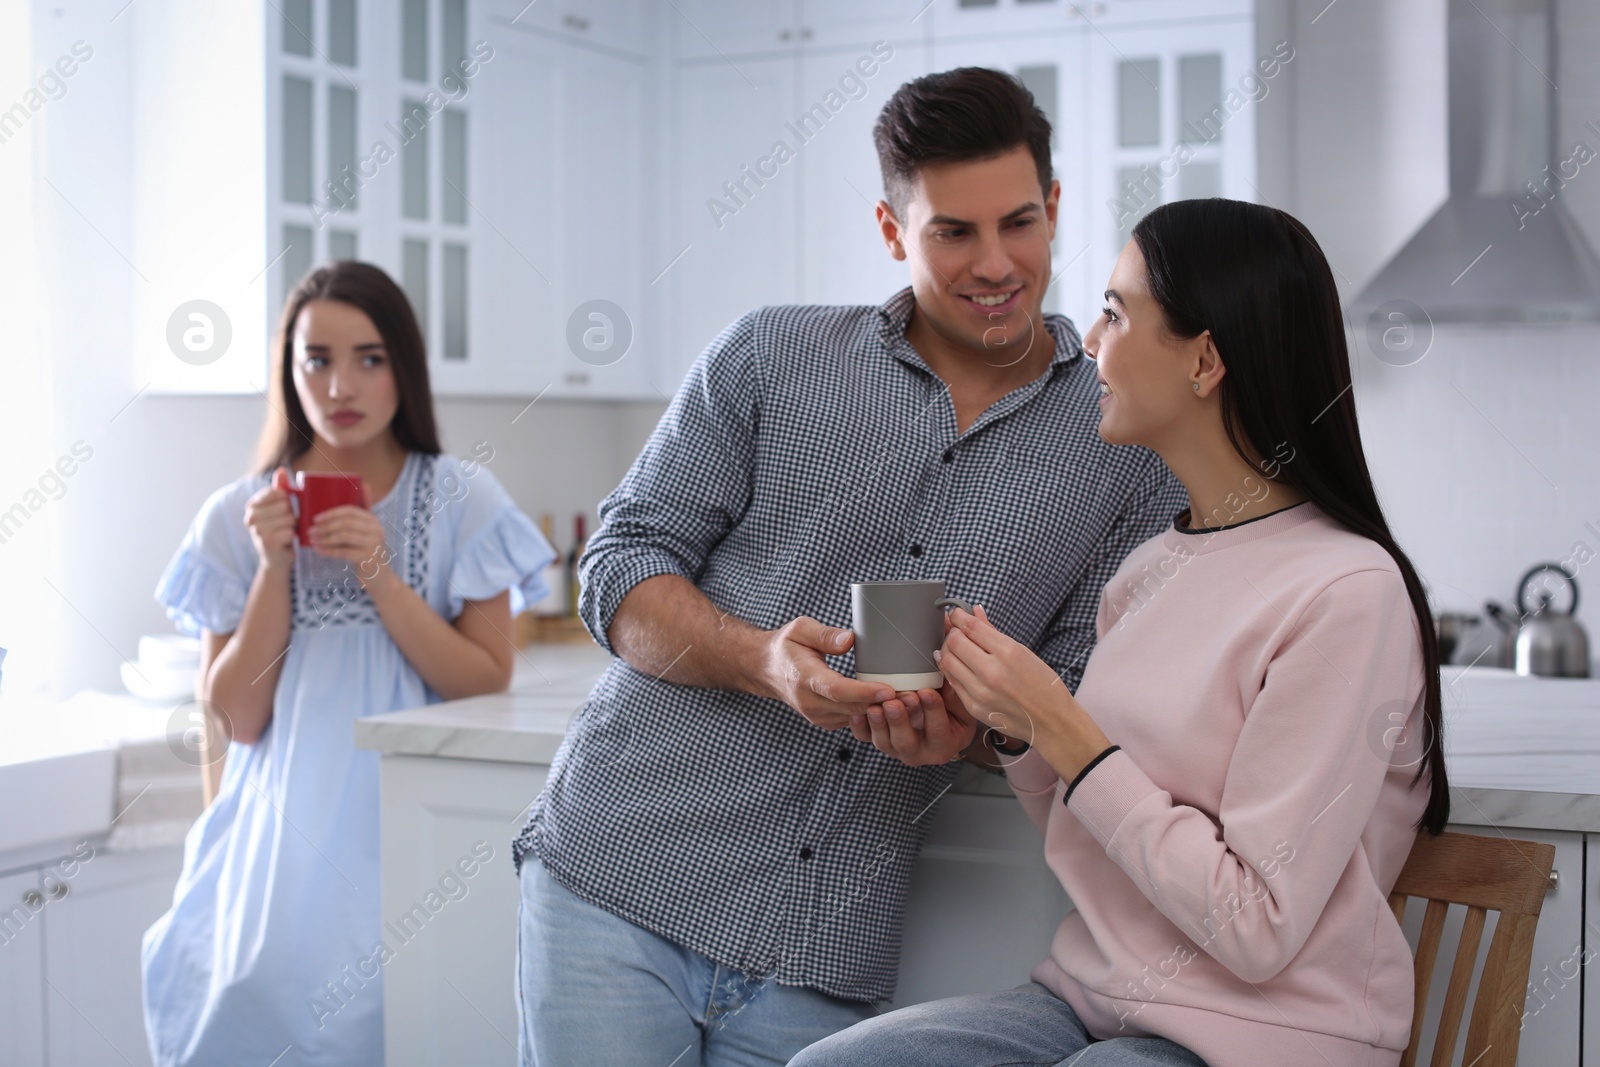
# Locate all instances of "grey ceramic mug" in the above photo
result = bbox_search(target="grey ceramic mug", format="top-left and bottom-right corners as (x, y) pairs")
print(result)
(851, 580), (975, 691)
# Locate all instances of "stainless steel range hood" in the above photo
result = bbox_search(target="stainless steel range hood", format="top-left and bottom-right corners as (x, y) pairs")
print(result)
(1349, 0), (1600, 325)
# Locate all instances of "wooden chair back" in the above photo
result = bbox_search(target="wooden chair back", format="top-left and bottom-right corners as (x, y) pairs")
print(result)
(1388, 830), (1556, 1067)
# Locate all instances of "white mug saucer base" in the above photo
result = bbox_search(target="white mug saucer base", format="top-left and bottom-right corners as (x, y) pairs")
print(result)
(856, 670), (944, 691)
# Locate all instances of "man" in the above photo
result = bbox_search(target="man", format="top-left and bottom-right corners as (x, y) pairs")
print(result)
(513, 67), (1187, 1066)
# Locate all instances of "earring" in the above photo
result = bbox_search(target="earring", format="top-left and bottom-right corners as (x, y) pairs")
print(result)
(1192, 383), (1201, 394)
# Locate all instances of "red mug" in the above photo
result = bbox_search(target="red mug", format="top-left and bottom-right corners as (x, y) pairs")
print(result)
(287, 471), (366, 546)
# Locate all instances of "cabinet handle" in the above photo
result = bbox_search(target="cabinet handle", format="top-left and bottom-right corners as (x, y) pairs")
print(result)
(1548, 868), (1559, 891)
(562, 14), (590, 32)
(800, 27), (813, 40)
(47, 881), (69, 901)
(778, 29), (792, 42)
(22, 890), (43, 908)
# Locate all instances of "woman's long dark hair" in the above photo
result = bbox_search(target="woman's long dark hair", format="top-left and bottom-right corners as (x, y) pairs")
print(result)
(1131, 198), (1449, 835)
(254, 261), (442, 473)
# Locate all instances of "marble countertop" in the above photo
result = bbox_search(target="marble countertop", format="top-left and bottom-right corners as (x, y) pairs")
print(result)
(1437, 667), (1600, 832)
(356, 650), (1600, 833)
(0, 688), (205, 862)
(352, 642), (618, 765)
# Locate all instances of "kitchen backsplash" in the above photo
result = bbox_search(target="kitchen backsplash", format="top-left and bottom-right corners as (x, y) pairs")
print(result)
(1354, 323), (1600, 645)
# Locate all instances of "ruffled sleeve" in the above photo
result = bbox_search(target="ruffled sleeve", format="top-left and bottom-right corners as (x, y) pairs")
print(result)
(154, 478), (263, 637)
(443, 456), (556, 620)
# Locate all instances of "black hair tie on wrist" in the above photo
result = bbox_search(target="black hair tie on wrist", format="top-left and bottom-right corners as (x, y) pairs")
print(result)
(986, 728), (1029, 756)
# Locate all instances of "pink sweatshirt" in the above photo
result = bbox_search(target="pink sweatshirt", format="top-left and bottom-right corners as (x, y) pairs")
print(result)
(1006, 500), (1431, 1067)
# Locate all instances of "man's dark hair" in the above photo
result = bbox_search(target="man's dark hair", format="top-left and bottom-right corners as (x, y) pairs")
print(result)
(872, 67), (1053, 221)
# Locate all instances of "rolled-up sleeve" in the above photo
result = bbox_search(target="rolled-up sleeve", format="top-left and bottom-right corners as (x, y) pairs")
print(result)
(577, 312), (765, 653)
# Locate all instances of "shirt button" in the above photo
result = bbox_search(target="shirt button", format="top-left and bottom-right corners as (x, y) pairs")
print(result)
(837, 746), (851, 762)
(908, 543), (923, 558)
(942, 448), (953, 463)
(799, 846), (814, 861)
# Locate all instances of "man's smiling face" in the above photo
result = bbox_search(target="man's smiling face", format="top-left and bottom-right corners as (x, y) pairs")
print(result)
(882, 145), (1059, 364)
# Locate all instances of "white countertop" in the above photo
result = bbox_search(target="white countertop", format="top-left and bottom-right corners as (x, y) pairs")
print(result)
(9, 645), (1598, 866)
(354, 650), (1600, 833)
(0, 688), (205, 864)
(1437, 667), (1600, 831)
(352, 643), (618, 765)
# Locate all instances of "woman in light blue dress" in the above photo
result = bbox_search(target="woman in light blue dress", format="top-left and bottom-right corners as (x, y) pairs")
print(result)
(142, 261), (554, 1067)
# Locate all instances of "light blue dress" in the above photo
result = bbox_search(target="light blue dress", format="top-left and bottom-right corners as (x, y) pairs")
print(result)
(142, 451), (554, 1067)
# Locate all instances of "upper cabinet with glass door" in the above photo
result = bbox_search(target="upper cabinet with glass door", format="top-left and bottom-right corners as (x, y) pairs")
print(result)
(132, 0), (488, 395)
(270, 0), (661, 399)
(271, 0), (486, 394)
(1082, 2), (1259, 304)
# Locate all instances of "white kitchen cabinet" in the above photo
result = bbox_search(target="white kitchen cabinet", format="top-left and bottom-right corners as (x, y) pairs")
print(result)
(891, 793), (1071, 1007)
(796, 37), (930, 307)
(0, 868), (47, 1067)
(132, 0), (659, 401)
(1585, 833), (1600, 1067)
(664, 23), (932, 391)
(801, 0), (939, 52)
(43, 846), (185, 1067)
(929, 0), (1251, 41)
(668, 0), (925, 62)
(473, 31), (562, 401)
(0, 844), (183, 1067)
(662, 54), (802, 392)
(1082, 10), (1260, 308)
(926, 0), (1089, 40)
(478, 28), (658, 399)
(480, 0), (651, 55)
(670, 0), (801, 61)
(1396, 825), (1581, 1067)
(131, 0), (489, 394)
(377, 754), (546, 1067)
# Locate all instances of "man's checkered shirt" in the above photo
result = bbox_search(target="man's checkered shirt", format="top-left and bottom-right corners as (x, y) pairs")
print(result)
(514, 287), (1187, 1002)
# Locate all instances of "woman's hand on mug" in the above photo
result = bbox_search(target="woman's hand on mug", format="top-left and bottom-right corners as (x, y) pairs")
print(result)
(850, 685), (978, 766)
(308, 492), (392, 588)
(937, 604), (1066, 748)
(244, 468), (298, 573)
(939, 606), (1112, 775)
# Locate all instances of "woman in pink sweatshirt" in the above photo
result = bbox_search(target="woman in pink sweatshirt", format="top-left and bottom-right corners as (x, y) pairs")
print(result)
(795, 199), (1449, 1067)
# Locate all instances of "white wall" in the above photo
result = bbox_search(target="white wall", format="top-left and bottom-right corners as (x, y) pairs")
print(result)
(1264, 0), (1600, 649)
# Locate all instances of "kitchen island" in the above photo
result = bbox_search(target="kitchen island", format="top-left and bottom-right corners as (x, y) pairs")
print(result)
(355, 646), (1600, 1066)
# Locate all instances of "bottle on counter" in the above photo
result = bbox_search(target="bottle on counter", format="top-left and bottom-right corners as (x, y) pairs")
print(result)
(532, 513), (567, 617)
(566, 513), (587, 618)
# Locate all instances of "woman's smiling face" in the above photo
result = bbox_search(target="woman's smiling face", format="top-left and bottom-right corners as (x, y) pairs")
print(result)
(1082, 239), (1211, 450)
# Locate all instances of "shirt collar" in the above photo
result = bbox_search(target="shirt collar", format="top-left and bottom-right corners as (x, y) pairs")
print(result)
(876, 285), (1083, 376)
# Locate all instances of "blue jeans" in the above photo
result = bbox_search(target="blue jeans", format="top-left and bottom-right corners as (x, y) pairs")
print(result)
(515, 859), (876, 1066)
(789, 983), (1211, 1067)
